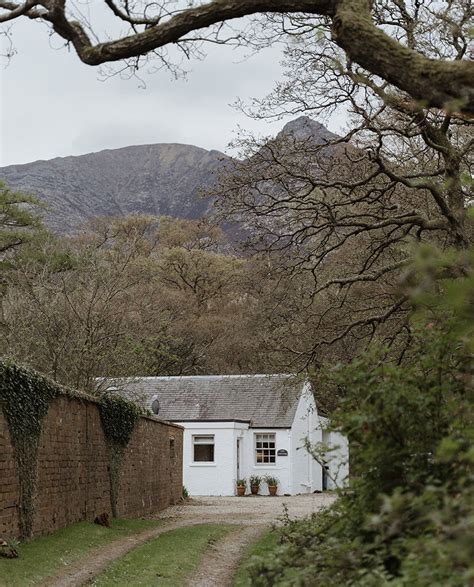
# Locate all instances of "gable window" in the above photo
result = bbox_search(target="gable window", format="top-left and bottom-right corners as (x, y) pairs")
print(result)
(255, 433), (276, 464)
(193, 435), (215, 462)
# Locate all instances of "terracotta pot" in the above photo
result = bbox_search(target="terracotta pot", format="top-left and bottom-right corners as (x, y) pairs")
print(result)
(268, 485), (277, 496)
(251, 485), (260, 495)
(237, 485), (246, 496)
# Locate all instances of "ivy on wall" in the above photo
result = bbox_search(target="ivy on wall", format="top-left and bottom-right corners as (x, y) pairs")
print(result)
(99, 394), (142, 447)
(0, 360), (61, 539)
(0, 359), (143, 537)
(99, 394), (142, 517)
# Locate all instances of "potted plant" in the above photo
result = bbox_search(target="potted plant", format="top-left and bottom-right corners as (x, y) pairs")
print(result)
(249, 475), (262, 495)
(236, 478), (247, 496)
(264, 475), (279, 496)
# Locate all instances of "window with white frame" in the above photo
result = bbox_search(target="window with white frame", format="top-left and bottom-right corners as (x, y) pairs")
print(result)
(193, 435), (215, 462)
(255, 433), (276, 464)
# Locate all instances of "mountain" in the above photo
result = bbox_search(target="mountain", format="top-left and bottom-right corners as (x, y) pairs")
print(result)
(0, 143), (228, 233)
(278, 116), (338, 144)
(0, 117), (337, 233)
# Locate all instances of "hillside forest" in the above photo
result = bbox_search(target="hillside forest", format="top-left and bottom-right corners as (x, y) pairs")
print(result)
(1, 210), (292, 389)
(1, 105), (472, 401)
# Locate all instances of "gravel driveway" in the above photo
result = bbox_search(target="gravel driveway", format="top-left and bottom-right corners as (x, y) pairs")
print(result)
(155, 493), (336, 526)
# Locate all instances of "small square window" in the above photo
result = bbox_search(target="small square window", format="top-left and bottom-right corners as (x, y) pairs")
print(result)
(193, 435), (215, 462)
(255, 433), (276, 464)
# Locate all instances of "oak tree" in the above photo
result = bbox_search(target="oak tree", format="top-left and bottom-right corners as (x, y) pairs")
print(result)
(211, 3), (473, 364)
(0, 1), (472, 116)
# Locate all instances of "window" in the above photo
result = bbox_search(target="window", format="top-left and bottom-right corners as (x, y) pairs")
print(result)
(255, 433), (276, 464)
(169, 437), (175, 459)
(193, 435), (214, 462)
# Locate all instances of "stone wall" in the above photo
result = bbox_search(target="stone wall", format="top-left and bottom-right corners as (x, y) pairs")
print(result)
(0, 394), (183, 539)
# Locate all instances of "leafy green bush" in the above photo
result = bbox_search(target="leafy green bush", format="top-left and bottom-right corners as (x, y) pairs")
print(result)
(0, 360), (64, 538)
(247, 247), (474, 585)
(98, 393), (142, 448)
(98, 392), (143, 517)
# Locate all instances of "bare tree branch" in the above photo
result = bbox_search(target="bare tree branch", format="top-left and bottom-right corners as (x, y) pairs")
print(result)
(1, 0), (473, 115)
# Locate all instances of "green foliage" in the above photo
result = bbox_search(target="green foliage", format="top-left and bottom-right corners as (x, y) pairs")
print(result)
(331, 331), (469, 508)
(264, 475), (279, 487)
(99, 393), (142, 448)
(246, 247), (474, 585)
(408, 244), (474, 352)
(249, 475), (262, 486)
(129, 329), (204, 376)
(0, 181), (43, 254)
(92, 524), (235, 587)
(0, 360), (63, 538)
(0, 537), (20, 559)
(236, 478), (247, 487)
(9, 232), (78, 273)
(0, 359), (61, 442)
(233, 530), (279, 587)
(1, 215), (262, 389)
(0, 518), (160, 586)
(0, 358), (145, 532)
(98, 393), (143, 517)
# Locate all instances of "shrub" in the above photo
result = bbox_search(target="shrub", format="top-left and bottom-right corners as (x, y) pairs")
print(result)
(246, 247), (474, 585)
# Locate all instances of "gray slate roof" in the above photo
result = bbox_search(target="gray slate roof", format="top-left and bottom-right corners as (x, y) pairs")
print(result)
(110, 374), (304, 428)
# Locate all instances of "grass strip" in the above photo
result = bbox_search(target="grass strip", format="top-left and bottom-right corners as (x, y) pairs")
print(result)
(0, 518), (160, 587)
(92, 523), (235, 586)
(232, 530), (279, 587)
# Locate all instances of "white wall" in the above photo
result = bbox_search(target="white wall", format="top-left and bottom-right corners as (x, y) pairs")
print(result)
(241, 428), (292, 495)
(290, 383), (323, 493)
(178, 421), (294, 496)
(176, 383), (349, 496)
(289, 383), (351, 493)
(177, 421), (248, 496)
(324, 430), (349, 489)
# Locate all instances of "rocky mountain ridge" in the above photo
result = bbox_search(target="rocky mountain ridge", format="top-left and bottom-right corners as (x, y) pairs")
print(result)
(0, 117), (336, 233)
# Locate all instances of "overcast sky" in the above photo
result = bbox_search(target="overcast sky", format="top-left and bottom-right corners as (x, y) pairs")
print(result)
(0, 15), (343, 168)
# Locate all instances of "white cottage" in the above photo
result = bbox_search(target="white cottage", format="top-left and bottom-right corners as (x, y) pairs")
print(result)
(114, 374), (348, 496)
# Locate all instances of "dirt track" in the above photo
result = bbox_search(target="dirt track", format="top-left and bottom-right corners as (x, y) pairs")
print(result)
(42, 494), (335, 586)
